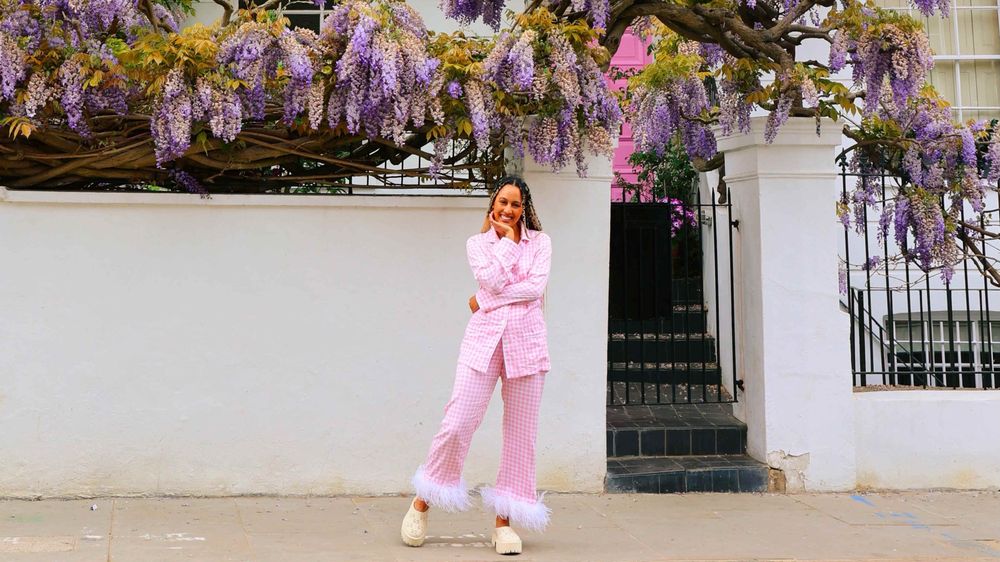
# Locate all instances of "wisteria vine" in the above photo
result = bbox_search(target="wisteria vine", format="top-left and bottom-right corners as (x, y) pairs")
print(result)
(0, 0), (620, 184)
(618, 7), (998, 281)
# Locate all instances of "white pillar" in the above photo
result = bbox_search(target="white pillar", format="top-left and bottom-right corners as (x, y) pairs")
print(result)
(718, 117), (856, 491)
(518, 153), (612, 492)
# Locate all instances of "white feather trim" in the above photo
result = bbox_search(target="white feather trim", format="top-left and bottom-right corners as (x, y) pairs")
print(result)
(411, 465), (472, 512)
(480, 487), (551, 532)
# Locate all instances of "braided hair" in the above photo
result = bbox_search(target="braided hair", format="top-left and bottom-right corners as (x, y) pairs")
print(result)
(488, 175), (543, 232)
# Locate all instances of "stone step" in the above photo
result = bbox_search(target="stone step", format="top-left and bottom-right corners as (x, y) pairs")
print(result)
(607, 404), (745, 457)
(606, 455), (770, 493)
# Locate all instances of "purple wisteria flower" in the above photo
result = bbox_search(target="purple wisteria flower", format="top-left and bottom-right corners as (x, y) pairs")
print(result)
(764, 95), (792, 143)
(987, 130), (1000, 183)
(854, 23), (933, 114)
(508, 31), (536, 91)
(168, 168), (206, 196)
(440, 0), (505, 30)
(910, 0), (950, 17)
(1, 9), (42, 51)
(0, 32), (26, 103)
(569, 0), (609, 30)
(59, 59), (90, 137)
(152, 4), (179, 32)
(317, 0), (444, 145)
(151, 68), (193, 166)
(862, 255), (882, 271)
(630, 76), (715, 161)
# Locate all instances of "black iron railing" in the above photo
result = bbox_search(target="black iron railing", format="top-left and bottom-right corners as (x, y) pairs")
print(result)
(841, 160), (1000, 389)
(607, 185), (738, 404)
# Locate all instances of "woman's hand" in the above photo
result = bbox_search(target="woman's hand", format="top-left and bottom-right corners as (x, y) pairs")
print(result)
(489, 215), (517, 241)
(469, 295), (480, 313)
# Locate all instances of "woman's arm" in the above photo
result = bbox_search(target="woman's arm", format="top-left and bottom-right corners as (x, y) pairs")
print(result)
(474, 234), (551, 312)
(467, 234), (521, 294)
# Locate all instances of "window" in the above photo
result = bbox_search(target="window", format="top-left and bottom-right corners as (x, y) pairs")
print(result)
(880, 0), (1000, 121)
(239, 0), (334, 33)
(890, 316), (1000, 386)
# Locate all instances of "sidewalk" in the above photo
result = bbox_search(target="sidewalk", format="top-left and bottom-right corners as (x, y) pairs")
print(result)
(1, 491), (999, 561)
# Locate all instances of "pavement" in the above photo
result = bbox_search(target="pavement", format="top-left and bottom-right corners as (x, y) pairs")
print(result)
(1, 491), (999, 561)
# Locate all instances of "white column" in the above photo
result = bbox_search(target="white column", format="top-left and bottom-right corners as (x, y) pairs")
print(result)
(718, 116), (856, 491)
(518, 153), (613, 492)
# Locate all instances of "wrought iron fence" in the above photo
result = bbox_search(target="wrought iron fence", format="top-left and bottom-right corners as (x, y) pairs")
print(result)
(841, 159), (1000, 389)
(607, 184), (739, 404)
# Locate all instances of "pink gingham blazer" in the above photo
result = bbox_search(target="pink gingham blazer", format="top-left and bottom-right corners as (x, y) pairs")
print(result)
(457, 227), (552, 378)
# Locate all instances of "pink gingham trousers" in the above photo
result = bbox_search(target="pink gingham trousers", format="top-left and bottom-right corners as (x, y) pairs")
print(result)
(413, 341), (550, 531)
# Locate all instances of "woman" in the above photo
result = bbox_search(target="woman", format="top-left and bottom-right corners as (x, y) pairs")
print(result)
(401, 176), (552, 555)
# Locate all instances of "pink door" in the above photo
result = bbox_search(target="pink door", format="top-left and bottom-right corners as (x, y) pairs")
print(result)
(607, 31), (653, 201)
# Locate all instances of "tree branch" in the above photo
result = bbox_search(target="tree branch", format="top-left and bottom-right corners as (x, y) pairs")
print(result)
(691, 152), (724, 172)
(959, 229), (1000, 287)
(763, 0), (821, 42)
(212, 0), (234, 27)
(256, 0), (284, 11)
(138, 0), (173, 33)
(960, 220), (1000, 240)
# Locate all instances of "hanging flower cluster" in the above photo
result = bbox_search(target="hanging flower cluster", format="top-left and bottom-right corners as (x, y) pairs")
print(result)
(439, 0), (506, 30)
(477, 11), (621, 174)
(580, 0), (610, 29)
(151, 67), (193, 165)
(850, 17), (934, 115)
(828, 6), (987, 280)
(0, 31), (27, 104)
(626, 37), (718, 161)
(838, 92), (988, 281)
(315, 0), (442, 144)
(214, 17), (318, 123)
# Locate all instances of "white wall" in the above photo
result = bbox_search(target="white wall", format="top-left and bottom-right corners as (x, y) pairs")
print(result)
(0, 154), (610, 497)
(719, 117), (857, 491)
(855, 391), (1000, 489)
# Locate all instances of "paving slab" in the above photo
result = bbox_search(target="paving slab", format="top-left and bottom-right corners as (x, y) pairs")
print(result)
(0, 499), (111, 561)
(0, 491), (998, 561)
(789, 493), (961, 527)
(110, 498), (251, 561)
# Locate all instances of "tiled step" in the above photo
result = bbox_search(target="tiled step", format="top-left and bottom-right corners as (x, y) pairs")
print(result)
(606, 455), (769, 493)
(607, 364), (722, 386)
(606, 404), (745, 458)
(608, 333), (718, 364)
(607, 382), (732, 406)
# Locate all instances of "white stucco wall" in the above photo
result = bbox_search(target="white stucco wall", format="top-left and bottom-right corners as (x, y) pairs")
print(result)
(855, 391), (1000, 489)
(0, 156), (610, 497)
(719, 117), (857, 491)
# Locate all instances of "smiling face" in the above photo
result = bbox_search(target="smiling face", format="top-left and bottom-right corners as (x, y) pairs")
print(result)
(491, 184), (524, 230)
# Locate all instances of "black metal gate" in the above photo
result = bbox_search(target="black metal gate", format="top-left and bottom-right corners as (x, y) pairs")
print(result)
(607, 187), (738, 404)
